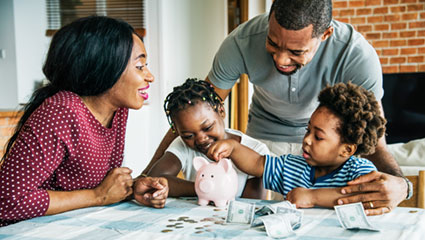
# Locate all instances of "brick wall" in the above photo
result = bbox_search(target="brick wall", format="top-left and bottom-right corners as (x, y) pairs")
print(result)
(333, 0), (425, 73)
(0, 112), (21, 159)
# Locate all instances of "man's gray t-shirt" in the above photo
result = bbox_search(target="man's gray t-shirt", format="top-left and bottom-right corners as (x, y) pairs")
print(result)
(208, 13), (383, 143)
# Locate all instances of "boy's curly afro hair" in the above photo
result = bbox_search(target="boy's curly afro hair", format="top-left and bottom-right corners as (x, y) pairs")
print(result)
(318, 82), (386, 155)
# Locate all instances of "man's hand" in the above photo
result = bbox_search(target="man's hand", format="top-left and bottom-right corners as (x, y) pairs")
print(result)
(337, 171), (407, 215)
(287, 187), (315, 208)
(133, 177), (169, 208)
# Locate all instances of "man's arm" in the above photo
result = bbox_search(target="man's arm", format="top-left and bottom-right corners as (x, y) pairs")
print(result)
(206, 76), (232, 101)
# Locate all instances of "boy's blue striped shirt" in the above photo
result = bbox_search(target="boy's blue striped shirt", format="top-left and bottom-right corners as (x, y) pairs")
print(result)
(263, 154), (377, 196)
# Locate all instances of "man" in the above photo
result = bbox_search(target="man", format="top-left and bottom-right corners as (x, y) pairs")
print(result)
(141, 0), (410, 215)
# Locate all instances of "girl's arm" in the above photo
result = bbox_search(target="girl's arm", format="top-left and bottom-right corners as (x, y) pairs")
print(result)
(208, 139), (265, 177)
(144, 152), (197, 197)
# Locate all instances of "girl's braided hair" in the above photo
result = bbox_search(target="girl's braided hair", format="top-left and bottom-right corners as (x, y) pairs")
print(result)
(164, 78), (223, 131)
(318, 82), (386, 155)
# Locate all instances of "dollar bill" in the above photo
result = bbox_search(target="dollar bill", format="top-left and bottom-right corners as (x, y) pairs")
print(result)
(276, 206), (303, 230)
(225, 200), (256, 224)
(255, 201), (296, 216)
(334, 202), (380, 232)
(252, 214), (295, 238)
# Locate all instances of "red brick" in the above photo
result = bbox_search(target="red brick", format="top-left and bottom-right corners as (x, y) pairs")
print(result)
(373, 40), (390, 47)
(419, 30), (425, 37)
(382, 65), (399, 73)
(419, 64), (425, 71)
(401, 48), (417, 54)
(408, 56), (425, 63)
(368, 16), (384, 23)
(333, 1), (348, 8)
(391, 22), (408, 30)
(382, 48), (399, 55)
(402, 13), (419, 20)
(420, 12), (425, 19)
(333, 9), (340, 17)
(375, 24), (390, 31)
(409, 21), (425, 29)
(383, 32), (399, 38)
(374, 7), (389, 14)
(400, 65), (417, 72)
(400, 31), (416, 38)
(390, 6), (406, 13)
(340, 9), (355, 16)
(0, 118), (8, 126)
(0, 127), (15, 137)
(380, 57), (389, 64)
(351, 17), (367, 24)
(366, 32), (381, 39)
(408, 38), (425, 45)
(366, 0), (382, 6)
(335, 17), (350, 23)
(390, 57), (407, 64)
(357, 25), (373, 32)
(357, 8), (373, 15)
(390, 39), (407, 46)
(350, 1), (366, 7)
(407, 4), (424, 11)
(418, 47), (425, 54)
(401, 0), (418, 3)
(384, 14), (401, 22)
(384, 0), (400, 4)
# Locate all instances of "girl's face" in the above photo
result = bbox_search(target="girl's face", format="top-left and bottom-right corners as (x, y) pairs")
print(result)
(106, 34), (154, 110)
(172, 101), (226, 155)
(302, 106), (351, 170)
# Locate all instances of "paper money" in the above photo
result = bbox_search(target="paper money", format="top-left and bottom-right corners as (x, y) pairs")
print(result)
(252, 214), (295, 238)
(334, 202), (380, 231)
(276, 207), (303, 230)
(225, 200), (255, 224)
(255, 201), (296, 216)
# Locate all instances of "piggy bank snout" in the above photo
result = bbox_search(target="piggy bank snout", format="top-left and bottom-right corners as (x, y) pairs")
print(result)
(198, 179), (214, 193)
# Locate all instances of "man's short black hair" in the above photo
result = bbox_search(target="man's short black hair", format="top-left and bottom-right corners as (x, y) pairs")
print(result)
(270, 0), (332, 38)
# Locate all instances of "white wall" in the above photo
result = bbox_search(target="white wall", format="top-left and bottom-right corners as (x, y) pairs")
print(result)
(0, 0), (18, 109)
(122, 0), (228, 177)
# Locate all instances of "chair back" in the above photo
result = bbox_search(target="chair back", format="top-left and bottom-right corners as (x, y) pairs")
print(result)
(398, 170), (425, 208)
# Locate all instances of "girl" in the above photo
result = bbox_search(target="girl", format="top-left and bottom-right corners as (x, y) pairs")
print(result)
(0, 16), (167, 227)
(139, 79), (269, 199)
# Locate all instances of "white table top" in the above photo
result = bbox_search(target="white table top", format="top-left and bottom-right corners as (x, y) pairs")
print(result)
(1, 197), (424, 239)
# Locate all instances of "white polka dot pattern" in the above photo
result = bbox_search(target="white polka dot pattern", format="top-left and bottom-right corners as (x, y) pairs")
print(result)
(0, 91), (128, 226)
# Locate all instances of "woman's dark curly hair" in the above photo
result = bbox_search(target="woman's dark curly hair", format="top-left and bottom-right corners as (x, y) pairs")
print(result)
(164, 78), (223, 131)
(318, 82), (386, 155)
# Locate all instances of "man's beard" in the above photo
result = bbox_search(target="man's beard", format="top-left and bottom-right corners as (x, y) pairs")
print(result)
(273, 61), (303, 76)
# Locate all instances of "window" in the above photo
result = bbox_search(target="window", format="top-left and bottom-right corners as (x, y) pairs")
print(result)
(45, 0), (145, 37)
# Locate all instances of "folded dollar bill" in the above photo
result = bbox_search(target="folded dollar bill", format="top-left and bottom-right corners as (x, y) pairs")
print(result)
(334, 202), (380, 232)
(276, 206), (303, 230)
(255, 201), (296, 216)
(251, 213), (295, 238)
(225, 200), (256, 224)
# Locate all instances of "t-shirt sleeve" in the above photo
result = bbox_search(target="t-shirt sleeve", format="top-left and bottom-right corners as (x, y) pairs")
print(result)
(207, 33), (247, 90)
(0, 103), (79, 222)
(350, 159), (378, 180)
(262, 155), (285, 195)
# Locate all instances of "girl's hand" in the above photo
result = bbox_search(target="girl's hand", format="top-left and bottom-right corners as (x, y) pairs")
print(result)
(287, 187), (315, 208)
(207, 139), (237, 161)
(94, 167), (134, 205)
(133, 177), (169, 208)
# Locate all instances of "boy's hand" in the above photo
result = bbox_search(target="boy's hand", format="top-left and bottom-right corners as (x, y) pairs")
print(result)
(133, 177), (169, 208)
(287, 187), (315, 208)
(207, 139), (237, 161)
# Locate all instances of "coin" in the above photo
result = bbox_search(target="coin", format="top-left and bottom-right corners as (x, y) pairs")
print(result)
(195, 227), (204, 229)
(195, 231), (204, 234)
(166, 225), (175, 228)
(175, 226), (184, 229)
(175, 222), (183, 225)
(213, 208), (223, 211)
(168, 219), (176, 222)
(409, 210), (418, 213)
(161, 229), (173, 233)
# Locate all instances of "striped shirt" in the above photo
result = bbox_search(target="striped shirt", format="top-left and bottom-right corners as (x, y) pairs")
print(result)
(263, 154), (377, 196)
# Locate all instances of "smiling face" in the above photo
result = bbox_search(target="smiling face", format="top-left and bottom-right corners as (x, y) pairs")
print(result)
(106, 34), (154, 110)
(302, 106), (354, 171)
(172, 102), (226, 155)
(266, 12), (332, 75)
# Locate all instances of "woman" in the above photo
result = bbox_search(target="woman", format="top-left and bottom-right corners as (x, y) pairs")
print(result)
(0, 16), (168, 227)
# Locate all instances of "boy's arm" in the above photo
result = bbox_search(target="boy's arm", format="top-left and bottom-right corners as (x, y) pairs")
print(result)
(207, 139), (265, 177)
(287, 187), (354, 208)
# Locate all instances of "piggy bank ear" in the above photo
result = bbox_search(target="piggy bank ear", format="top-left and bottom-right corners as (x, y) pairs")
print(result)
(193, 157), (209, 171)
(218, 158), (232, 173)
